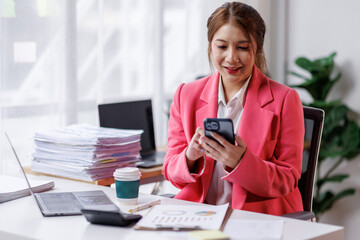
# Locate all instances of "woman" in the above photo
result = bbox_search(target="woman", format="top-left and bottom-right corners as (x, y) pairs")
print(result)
(162, 1), (304, 216)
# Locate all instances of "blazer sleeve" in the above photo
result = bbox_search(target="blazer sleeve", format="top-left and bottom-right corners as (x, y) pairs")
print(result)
(222, 88), (304, 198)
(162, 84), (205, 189)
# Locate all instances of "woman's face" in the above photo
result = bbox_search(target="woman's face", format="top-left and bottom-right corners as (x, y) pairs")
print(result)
(210, 22), (256, 86)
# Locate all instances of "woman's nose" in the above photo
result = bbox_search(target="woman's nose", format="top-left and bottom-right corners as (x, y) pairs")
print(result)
(226, 48), (238, 63)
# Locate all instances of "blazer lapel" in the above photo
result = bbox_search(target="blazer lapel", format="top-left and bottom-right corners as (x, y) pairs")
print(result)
(233, 67), (275, 209)
(238, 67), (275, 156)
(195, 72), (220, 128)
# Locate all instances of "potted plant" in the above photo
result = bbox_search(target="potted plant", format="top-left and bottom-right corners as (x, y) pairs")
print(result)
(289, 52), (360, 219)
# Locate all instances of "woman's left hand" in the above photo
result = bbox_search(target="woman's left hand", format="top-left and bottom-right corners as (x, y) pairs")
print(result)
(199, 132), (247, 170)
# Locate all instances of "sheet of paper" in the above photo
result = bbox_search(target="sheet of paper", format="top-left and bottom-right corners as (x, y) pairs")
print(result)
(136, 203), (229, 230)
(223, 219), (284, 239)
(0, 175), (54, 203)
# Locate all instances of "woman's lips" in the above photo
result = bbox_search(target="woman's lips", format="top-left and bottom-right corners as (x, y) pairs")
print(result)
(224, 66), (242, 74)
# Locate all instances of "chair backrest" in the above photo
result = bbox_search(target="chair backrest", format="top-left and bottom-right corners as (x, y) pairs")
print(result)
(299, 106), (325, 212)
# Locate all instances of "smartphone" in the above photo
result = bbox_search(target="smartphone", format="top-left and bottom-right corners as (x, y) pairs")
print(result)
(81, 208), (142, 227)
(203, 118), (235, 145)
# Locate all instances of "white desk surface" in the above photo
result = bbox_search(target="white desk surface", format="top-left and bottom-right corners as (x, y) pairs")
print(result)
(0, 175), (344, 240)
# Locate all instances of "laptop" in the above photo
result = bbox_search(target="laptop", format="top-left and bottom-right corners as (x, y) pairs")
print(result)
(5, 133), (120, 217)
(98, 99), (165, 168)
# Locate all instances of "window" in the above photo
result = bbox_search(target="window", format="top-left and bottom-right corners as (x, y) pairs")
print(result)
(1, 0), (278, 174)
(0, 0), (214, 174)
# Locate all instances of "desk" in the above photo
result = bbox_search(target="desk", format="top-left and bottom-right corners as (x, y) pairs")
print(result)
(0, 175), (344, 240)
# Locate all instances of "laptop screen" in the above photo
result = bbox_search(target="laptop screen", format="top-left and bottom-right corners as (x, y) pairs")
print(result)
(98, 99), (156, 157)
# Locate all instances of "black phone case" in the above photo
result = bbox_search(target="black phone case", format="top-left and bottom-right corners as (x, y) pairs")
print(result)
(81, 209), (142, 227)
(204, 118), (235, 145)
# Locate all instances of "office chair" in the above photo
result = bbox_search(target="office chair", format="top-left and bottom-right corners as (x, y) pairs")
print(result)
(282, 106), (325, 221)
(161, 106), (325, 221)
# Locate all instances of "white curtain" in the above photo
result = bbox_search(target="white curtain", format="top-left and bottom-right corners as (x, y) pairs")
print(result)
(0, 0), (277, 174)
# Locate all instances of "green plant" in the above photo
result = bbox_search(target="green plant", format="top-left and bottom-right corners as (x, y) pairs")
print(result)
(289, 52), (360, 219)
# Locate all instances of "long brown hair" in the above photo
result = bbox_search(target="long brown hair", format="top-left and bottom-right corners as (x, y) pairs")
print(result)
(207, 1), (267, 72)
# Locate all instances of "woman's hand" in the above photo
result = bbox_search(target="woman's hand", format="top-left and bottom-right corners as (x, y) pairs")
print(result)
(185, 127), (206, 170)
(200, 132), (247, 170)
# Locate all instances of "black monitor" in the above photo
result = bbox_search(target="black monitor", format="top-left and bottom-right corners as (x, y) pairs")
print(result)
(98, 99), (156, 157)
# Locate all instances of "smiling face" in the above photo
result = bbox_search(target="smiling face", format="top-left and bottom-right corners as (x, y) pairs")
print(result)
(210, 22), (256, 89)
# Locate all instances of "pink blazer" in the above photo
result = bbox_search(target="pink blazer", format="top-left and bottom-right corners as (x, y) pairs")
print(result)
(162, 66), (304, 216)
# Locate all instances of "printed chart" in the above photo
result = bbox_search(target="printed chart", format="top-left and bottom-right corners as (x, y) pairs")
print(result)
(135, 203), (229, 230)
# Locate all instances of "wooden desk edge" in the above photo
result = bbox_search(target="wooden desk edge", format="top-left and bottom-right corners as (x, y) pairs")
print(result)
(23, 165), (163, 186)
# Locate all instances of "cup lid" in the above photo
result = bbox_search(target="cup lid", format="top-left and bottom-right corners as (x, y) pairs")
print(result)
(113, 167), (141, 178)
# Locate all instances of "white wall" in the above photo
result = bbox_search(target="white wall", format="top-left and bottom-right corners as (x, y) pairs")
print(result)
(287, 1), (360, 239)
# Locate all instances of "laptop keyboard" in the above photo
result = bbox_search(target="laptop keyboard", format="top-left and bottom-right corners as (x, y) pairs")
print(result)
(39, 192), (82, 213)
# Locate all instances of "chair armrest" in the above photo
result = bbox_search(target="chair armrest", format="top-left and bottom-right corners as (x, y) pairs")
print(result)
(282, 211), (315, 221)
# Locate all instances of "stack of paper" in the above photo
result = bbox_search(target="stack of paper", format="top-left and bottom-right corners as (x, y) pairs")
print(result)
(31, 124), (143, 181)
(0, 175), (55, 203)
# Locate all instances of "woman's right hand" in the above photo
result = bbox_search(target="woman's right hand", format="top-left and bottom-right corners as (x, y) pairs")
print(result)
(185, 127), (205, 169)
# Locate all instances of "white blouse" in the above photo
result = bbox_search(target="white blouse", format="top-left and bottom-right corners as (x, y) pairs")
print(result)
(204, 74), (251, 205)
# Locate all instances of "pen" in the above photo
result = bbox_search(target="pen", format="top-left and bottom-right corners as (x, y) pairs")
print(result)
(128, 199), (161, 213)
(155, 224), (201, 231)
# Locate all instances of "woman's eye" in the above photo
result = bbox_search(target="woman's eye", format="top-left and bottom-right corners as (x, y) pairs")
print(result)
(217, 46), (227, 49)
(237, 46), (249, 50)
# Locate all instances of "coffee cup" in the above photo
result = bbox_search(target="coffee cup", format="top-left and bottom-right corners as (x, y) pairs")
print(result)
(113, 167), (141, 204)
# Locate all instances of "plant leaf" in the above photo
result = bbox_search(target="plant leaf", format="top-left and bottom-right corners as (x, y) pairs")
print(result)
(342, 120), (360, 159)
(321, 77), (340, 100)
(317, 188), (355, 214)
(288, 71), (307, 80)
(313, 190), (334, 214)
(289, 52), (340, 101)
(295, 57), (313, 71)
(331, 71), (342, 83)
(329, 52), (337, 58)
(317, 174), (349, 188)
(322, 104), (349, 138)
